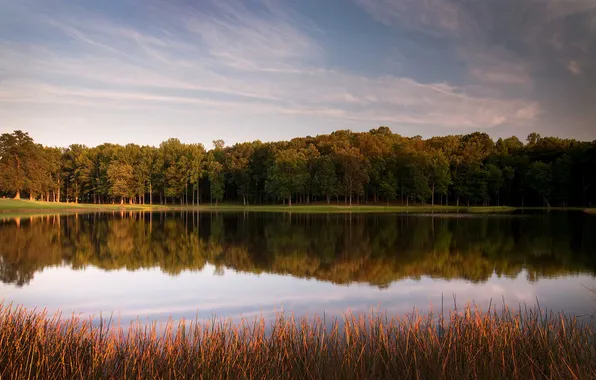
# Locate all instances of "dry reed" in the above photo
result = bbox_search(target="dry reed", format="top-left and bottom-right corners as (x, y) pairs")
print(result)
(0, 303), (595, 379)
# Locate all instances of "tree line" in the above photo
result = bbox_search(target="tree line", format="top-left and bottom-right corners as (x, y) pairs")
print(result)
(1, 128), (595, 207)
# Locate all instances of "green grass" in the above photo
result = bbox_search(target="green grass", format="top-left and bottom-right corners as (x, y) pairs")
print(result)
(197, 204), (519, 214)
(0, 199), (168, 217)
(0, 304), (594, 379)
(0, 199), (520, 215)
(0, 198), (158, 211)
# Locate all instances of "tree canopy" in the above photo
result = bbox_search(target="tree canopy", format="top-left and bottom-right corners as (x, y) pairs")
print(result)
(1, 128), (595, 207)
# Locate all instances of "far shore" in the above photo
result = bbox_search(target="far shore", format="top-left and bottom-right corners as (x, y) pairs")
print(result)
(0, 198), (519, 215)
(2, 198), (594, 216)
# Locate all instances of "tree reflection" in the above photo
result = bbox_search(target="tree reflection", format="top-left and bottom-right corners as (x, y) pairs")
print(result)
(1, 212), (595, 287)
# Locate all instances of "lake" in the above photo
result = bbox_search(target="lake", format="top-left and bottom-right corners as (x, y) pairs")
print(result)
(1, 211), (595, 325)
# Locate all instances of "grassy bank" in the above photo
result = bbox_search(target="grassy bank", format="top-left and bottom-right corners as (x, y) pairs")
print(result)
(0, 199), (161, 213)
(192, 204), (518, 214)
(0, 199), (517, 215)
(586, 208), (596, 214)
(0, 305), (594, 379)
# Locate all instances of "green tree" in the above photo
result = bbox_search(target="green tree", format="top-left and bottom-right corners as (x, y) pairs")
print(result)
(0, 131), (37, 199)
(265, 149), (308, 206)
(429, 153), (451, 206)
(312, 155), (338, 204)
(189, 144), (206, 206)
(334, 147), (369, 206)
(207, 152), (225, 205)
(107, 161), (135, 204)
(485, 164), (504, 205)
(378, 173), (397, 206)
(526, 162), (553, 207)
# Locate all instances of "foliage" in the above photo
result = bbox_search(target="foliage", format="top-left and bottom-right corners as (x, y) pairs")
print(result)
(1, 129), (595, 207)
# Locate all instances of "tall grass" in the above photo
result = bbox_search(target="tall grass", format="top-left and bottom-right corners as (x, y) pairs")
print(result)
(0, 304), (594, 379)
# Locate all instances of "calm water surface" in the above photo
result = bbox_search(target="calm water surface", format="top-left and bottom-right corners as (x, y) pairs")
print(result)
(1, 211), (595, 324)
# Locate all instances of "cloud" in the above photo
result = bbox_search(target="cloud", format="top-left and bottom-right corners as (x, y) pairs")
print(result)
(2, 0), (587, 146)
(355, 0), (596, 139)
(353, 0), (466, 36)
(567, 61), (582, 75)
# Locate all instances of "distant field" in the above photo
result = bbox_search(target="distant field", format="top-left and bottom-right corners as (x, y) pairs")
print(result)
(0, 199), (519, 215)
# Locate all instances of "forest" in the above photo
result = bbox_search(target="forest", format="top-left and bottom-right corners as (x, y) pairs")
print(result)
(1, 128), (595, 207)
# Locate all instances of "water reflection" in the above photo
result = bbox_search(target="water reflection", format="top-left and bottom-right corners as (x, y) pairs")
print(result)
(1, 211), (595, 287)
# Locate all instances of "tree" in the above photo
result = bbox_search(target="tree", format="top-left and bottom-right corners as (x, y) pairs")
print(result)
(552, 154), (573, 206)
(159, 138), (187, 204)
(378, 173), (397, 206)
(526, 162), (552, 207)
(429, 153), (451, 206)
(265, 149), (308, 206)
(226, 143), (252, 206)
(207, 152), (225, 205)
(43, 147), (63, 202)
(403, 160), (431, 205)
(1, 128), (595, 209)
(334, 147), (369, 206)
(107, 161), (135, 204)
(485, 164), (504, 205)
(0, 131), (37, 199)
(189, 144), (206, 206)
(312, 155), (338, 204)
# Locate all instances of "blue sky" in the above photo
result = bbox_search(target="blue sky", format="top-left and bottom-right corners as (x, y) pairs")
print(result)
(1, 0), (595, 148)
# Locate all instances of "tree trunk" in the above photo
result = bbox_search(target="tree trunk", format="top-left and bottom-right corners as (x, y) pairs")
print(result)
(288, 196), (292, 207)
(431, 183), (435, 206)
(14, 190), (21, 199)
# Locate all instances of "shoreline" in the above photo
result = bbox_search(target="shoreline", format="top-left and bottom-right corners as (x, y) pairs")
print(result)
(0, 199), (519, 215)
(2, 199), (594, 216)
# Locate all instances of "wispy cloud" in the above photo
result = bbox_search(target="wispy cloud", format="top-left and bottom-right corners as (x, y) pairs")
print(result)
(353, 0), (465, 36)
(354, 0), (596, 139)
(2, 0), (591, 146)
(567, 61), (582, 76)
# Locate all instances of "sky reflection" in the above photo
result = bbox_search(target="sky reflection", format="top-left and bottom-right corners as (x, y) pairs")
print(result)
(1, 264), (594, 326)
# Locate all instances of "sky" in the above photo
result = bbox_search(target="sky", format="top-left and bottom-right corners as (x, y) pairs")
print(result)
(1, 0), (595, 148)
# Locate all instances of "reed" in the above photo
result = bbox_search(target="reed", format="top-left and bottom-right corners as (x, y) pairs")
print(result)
(1, 304), (594, 379)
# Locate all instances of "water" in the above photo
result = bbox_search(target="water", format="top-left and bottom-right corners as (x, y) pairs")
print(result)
(1, 211), (595, 324)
